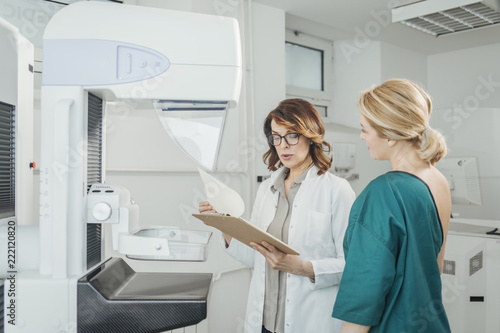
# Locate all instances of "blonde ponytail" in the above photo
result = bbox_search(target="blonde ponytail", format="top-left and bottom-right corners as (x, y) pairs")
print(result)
(416, 127), (448, 165)
(359, 79), (448, 164)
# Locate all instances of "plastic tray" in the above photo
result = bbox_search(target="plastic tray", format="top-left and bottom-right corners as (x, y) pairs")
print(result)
(126, 226), (212, 262)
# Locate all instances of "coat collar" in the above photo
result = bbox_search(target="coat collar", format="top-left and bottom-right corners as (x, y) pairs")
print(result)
(268, 164), (320, 188)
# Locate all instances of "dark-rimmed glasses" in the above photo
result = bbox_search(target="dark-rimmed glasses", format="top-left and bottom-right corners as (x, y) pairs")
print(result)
(267, 133), (301, 146)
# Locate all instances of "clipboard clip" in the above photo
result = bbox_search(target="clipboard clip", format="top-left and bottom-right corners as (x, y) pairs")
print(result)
(207, 212), (231, 216)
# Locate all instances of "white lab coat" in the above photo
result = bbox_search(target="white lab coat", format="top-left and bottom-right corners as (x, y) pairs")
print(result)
(223, 166), (356, 333)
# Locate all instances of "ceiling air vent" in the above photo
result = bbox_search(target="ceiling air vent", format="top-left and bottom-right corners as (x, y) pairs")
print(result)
(392, 0), (500, 36)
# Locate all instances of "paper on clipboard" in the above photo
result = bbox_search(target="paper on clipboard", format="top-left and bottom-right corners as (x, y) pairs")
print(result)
(198, 168), (245, 217)
(192, 213), (300, 255)
(196, 169), (300, 255)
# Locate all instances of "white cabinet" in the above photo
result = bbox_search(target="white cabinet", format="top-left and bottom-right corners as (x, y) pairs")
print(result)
(442, 220), (500, 333)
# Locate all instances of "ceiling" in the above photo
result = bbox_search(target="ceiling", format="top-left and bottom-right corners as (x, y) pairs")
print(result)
(3, 0), (500, 55)
(254, 0), (500, 55)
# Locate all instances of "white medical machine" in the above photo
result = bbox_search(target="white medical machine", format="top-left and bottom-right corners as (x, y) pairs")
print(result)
(1, 1), (241, 332)
(435, 158), (500, 332)
(436, 157), (482, 206)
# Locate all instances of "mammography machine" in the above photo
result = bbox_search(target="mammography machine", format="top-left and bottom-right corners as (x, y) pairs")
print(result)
(1, 1), (241, 332)
(435, 157), (500, 332)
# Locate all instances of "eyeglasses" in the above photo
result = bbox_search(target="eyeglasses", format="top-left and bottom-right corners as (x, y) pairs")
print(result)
(267, 133), (301, 146)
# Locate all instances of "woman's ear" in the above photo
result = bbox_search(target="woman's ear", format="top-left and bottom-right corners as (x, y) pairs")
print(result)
(387, 139), (396, 147)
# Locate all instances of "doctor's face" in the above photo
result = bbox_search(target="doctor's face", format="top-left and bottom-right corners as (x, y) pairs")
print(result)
(360, 114), (390, 161)
(271, 120), (312, 172)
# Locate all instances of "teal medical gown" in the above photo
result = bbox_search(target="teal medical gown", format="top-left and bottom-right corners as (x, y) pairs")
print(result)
(332, 172), (451, 332)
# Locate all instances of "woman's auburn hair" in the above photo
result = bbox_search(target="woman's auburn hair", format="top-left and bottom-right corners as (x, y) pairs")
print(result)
(262, 98), (332, 175)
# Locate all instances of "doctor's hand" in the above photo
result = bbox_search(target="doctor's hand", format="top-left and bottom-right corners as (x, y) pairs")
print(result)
(198, 201), (217, 214)
(198, 201), (233, 246)
(251, 241), (315, 279)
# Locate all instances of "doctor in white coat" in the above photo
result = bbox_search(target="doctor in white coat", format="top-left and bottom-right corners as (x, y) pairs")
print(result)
(199, 98), (355, 333)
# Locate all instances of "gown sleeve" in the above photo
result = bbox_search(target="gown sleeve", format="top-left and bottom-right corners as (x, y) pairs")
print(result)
(331, 179), (403, 326)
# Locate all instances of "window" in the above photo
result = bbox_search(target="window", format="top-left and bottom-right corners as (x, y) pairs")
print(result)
(285, 29), (333, 118)
(286, 42), (324, 91)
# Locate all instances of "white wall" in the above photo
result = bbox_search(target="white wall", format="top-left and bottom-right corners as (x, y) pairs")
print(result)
(332, 41), (382, 129)
(251, 2), (287, 178)
(0, 24), (17, 105)
(428, 43), (500, 220)
(428, 43), (500, 110)
(381, 42), (427, 85)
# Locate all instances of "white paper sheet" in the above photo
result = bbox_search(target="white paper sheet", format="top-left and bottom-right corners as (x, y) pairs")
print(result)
(198, 168), (245, 217)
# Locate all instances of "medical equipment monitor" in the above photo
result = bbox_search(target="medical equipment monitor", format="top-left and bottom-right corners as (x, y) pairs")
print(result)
(436, 157), (481, 205)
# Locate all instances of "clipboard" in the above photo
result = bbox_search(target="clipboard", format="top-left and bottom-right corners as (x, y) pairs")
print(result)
(192, 213), (300, 255)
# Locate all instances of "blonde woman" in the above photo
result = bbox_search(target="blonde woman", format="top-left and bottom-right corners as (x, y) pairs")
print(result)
(332, 79), (451, 333)
(200, 99), (355, 333)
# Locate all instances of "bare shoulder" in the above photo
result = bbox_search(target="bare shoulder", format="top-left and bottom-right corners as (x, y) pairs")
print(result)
(419, 166), (452, 270)
(427, 167), (450, 194)
(419, 166), (451, 227)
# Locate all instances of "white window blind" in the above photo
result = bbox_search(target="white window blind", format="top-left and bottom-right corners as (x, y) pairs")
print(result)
(0, 101), (15, 219)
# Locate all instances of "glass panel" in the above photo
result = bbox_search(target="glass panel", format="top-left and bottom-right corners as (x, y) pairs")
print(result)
(153, 100), (228, 171)
(286, 42), (323, 91)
